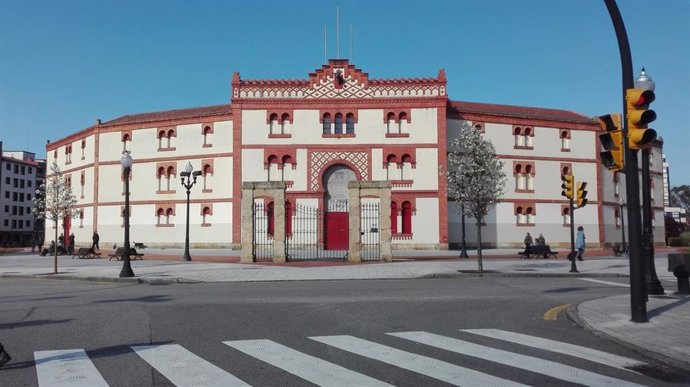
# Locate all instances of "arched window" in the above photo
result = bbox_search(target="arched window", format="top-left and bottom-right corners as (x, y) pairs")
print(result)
(269, 113), (278, 134)
(514, 127), (523, 146)
(158, 130), (166, 149)
(203, 164), (212, 190)
(267, 155), (278, 181)
(516, 206), (525, 224)
(322, 113), (331, 134)
(165, 208), (174, 225)
(334, 113), (343, 134)
(401, 154), (412, 180)
(401, 201), (412, 234)
(560, 130), (570, 150)
(390, 202), (398, 235)
(386, 112), (396, 134)
(157, 167), (165, 191)
(157, 208), (165, 225)
(346, 113), (355, 134)
(166, 129), (175, 148)
(398, 112), (408, 133)
(524, 164), (533, 190)
(202, 206), (212, 225)
(386, 155), (397, 180)
(203, 126), (212, 146)
(281, 155), (293, 181)
(281, 113), (290, 134)
(526, 206), (534, 225)
(166, 166), (175, 190)
(514, 164), (524, 190)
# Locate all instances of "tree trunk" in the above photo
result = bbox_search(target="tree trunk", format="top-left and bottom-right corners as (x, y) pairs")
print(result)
(476, 216), (483, 273)
(53, 219), (59, 274)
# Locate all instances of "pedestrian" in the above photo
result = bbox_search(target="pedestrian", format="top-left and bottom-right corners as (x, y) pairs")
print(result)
(38, 237), (44, 255)
(0, 342), (11, 367)
(92, 231), (100, 252)
(575, 226), (586, 261)
(535, 233), (546, 246)
(68, 233), (75, 255)
(523, 232), (533, 249)
(31, 235), (37, 252)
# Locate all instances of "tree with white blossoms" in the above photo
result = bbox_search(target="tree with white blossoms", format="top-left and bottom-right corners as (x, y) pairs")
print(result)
(32, 161), (79, 274)
(445, 123), (506, 272)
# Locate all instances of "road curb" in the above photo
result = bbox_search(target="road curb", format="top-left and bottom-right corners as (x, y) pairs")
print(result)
(566, 301), (690, 373)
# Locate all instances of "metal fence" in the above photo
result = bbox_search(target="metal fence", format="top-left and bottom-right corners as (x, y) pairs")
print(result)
(252, 202), (273, 262)
(360, 202), (381, 261)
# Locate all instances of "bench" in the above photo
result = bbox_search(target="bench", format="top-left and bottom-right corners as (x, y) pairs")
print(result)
(108, 247), (144, 261)
(72, 247), (101, 259)
(518, 245), (559, 259)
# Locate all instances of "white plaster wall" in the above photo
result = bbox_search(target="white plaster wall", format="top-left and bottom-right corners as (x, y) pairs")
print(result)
(288, 149), (309, 192)
(410, 148), (438, 190)
(407, 198), (439, 244)
(371, 148), (385, 180)
(242, 149), (266, 182)
(408, 108), (439, 143)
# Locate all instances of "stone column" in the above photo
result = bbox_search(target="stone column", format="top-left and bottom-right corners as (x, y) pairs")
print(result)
(348, 182), (362, 262)
(240, 182), (256, 263)
(379, 183), (392, 262)
(240, 181), (287, 264)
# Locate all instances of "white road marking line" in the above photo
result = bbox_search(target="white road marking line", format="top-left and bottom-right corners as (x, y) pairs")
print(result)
(578, 278), (630, 287)
(224, 339), (392, 386)
(132, 344), (250, 387)
(389, 331), (645, 387)
(310, 335), (525, 386)
(463, 329), (644, 370)
(34, 349), (109, 387)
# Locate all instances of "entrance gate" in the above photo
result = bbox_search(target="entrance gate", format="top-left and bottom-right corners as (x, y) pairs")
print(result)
(286, 202), (350, 261)
(251, 202), (274, 262)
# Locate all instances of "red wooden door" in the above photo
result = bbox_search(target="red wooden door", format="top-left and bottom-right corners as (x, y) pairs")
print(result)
(325, 212), (348, 249)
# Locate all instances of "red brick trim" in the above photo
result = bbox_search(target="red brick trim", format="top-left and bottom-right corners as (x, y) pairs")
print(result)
(266, 110), (295, 124)
(201, 123), (214, 134)
(383, 108), (411, 123)
(200, 203), (213, 215)
(201, 159), (214, 174)
(559, 163), (573, 175)
(322, 133), (356, 139)
(268, 134), (292, 138)
(319, 109), (359, 123)
(385, 133), (410, 138)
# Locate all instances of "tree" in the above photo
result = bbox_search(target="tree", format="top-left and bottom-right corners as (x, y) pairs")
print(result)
(445, 123), (506, 272)
(32, 161), (79, 274)
(670, 185), (690, 213)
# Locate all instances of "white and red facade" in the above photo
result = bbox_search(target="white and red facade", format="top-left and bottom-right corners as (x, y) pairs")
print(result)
(44, 60), (666, 250)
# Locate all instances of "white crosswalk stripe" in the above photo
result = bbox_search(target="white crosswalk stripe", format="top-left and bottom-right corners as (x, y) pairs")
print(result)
(389, 331), (645, 387)
(33, 330), (648, 386)
(462, 328), (644, 370)
(310, 335), (526, 386)
(224, 339), (392, 386)
(34, 349), (109, 387)
(131, 344), (250, 387)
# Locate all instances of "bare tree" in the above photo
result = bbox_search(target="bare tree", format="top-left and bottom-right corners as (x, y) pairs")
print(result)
(445, 123), (506, 272)
(32, 161), (79, 274)
(670, 185), (690, 213)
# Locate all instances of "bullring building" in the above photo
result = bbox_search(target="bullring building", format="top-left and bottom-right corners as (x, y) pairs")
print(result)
(44, 60), (666, 254)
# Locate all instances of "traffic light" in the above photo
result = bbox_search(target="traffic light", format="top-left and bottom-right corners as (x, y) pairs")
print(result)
(598, 113), (624, 172)
(626, 88), (657, 149)
(577, 182), (588, 208)
(561, 174), (574, 199)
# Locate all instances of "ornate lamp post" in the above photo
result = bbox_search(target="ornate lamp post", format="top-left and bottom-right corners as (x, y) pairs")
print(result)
(180, 161), (201, 261)
(119, 152), (134, 278)
(618, 196), (626, 255)
(634, 68), (665, 295)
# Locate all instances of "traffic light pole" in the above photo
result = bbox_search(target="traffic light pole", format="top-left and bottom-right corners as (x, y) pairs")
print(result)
(569, 196), (578, 273)
(604, 0), (648, 322)
(641, 149), (664, 294)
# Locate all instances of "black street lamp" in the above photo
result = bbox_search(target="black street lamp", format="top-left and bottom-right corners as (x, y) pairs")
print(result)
(180, 161), (201, 261)
(119, 152), (134, 278)
(618, 196), (626, 255)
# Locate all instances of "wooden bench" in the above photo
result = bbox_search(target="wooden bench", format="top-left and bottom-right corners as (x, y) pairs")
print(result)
(518, 245), (559, 259)
(72, 247), (101, 259)
(108, 247), (145, 261)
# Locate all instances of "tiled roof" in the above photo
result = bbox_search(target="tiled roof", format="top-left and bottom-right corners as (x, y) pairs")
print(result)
(448, 100), (597, 125)
(102, 104), (231, 127)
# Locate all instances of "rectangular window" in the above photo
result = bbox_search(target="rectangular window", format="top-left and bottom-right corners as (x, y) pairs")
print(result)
(28, 167), (32, 174)
(13, 178), (18, 187)
(28, 180), (32, 187)
(5, 163), (9, 170)
(4, 191), (8, 198)
(26, 220), (31, 228)
(26, 206), (31, 213)
(14, 165), (18, 173)
(11, 219), (16, 228)
(21, 165), (25, 174)
(4, 177), (8, 184)
(13, 192), (17, 200)
(19, 207), (24, 215)
(28, 193), (31, 200)
(19, 193), (24, 201)
(3, 205), (8, 212)
(18, 220), (23, 228)
(3, 219), (7, 226)
(20, 180), (25, 188)
(12, 206), (17, 215)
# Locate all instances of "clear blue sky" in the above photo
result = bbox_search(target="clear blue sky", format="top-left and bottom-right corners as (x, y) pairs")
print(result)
(1, 0), (688, 185)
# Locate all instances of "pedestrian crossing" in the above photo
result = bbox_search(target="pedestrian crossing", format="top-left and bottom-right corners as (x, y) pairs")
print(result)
(34, 329), (646, 387)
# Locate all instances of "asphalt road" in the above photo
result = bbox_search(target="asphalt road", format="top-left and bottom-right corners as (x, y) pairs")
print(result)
(1, 276), (687, 386)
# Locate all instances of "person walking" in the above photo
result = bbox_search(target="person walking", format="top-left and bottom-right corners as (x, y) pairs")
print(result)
(68, 233), (75, 255)
(575, 226), (586, 261)
(92, 231), (100, 252)
(0, 342), (11, 367)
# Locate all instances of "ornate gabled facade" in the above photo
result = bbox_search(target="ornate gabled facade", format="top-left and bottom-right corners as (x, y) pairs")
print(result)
(44, 59), (666, 251)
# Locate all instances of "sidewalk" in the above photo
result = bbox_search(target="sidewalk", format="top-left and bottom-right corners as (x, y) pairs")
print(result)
(1, 247), (688, 370)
